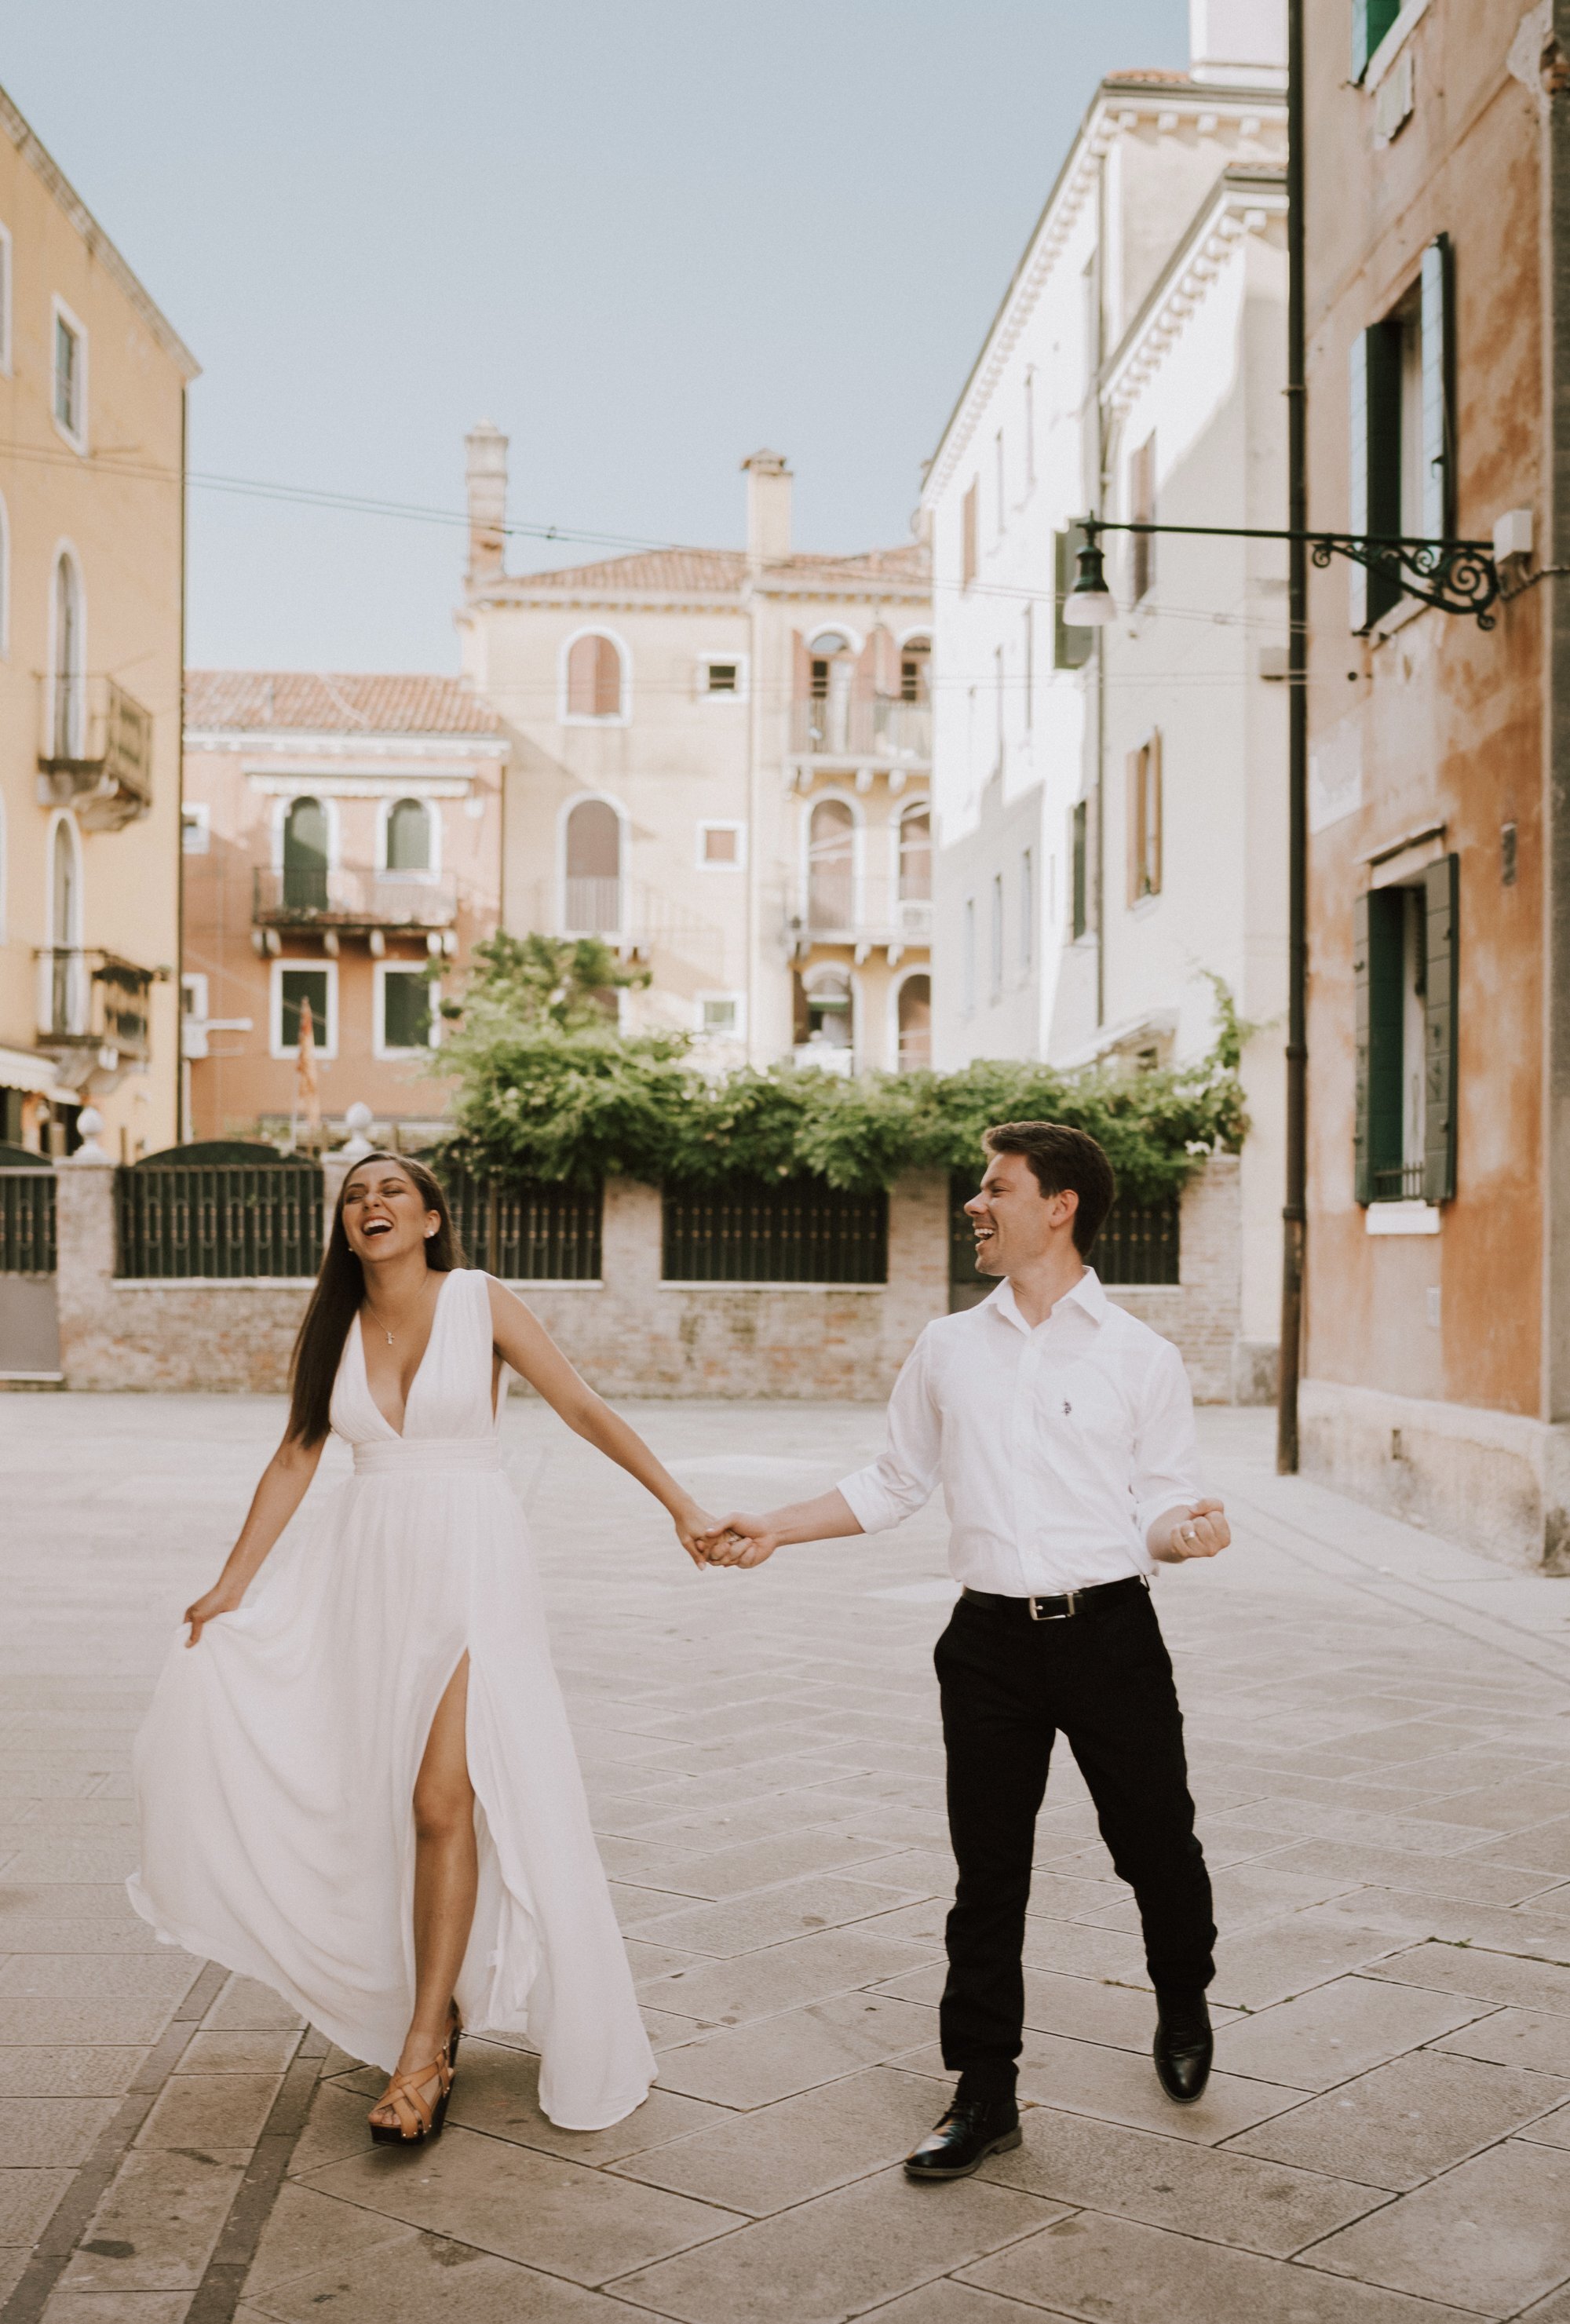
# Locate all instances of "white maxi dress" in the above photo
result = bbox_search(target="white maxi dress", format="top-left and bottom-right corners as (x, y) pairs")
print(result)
(127, 1267), (656, 2131)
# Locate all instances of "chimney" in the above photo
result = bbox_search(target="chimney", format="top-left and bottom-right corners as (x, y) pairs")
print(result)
(465, 421), (509, 586)
(743, 449), (792, 568)
(1188, 0), (1287, 87)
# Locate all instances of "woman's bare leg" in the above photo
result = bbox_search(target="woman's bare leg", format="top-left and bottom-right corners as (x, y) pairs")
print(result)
(371, 1654), (477, 2131)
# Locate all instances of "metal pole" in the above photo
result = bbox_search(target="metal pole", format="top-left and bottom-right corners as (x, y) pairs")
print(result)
(1277, 0), (1309, 1472)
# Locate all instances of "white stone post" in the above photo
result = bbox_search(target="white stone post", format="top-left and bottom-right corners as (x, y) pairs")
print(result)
(54, 1107), (117, 1389)
(321, 1101), (376, 1246)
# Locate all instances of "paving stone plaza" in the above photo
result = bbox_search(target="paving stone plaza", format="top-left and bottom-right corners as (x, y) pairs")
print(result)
(4, 1392), (1570, 2324)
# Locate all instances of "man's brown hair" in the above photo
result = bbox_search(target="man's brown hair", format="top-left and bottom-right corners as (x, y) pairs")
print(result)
(982, 1121), (1117, 1257)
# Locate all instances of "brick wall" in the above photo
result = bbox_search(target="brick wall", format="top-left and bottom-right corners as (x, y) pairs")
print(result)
(52, 1153), (1255, 1403)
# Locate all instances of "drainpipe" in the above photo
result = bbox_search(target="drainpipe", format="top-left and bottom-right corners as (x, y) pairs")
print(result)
(176, 383), (190, 1144)
(1094, 149), (1108, 1031)
(1276, 0), (1309, 1472)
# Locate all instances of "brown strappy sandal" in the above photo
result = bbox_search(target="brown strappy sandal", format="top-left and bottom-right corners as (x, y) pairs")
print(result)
(368, 2006), (461, 2146)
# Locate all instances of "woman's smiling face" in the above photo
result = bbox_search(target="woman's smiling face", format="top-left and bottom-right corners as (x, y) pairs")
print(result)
(341, 1161), (440, 1263)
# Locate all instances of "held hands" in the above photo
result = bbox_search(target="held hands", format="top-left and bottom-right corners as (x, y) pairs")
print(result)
(1151, 1498), (1230, 1563)
(692, 1512), (779, 1571)
(672, 1501), (725, 1569)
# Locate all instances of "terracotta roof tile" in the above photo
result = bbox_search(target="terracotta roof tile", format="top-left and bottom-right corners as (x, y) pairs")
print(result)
(501, 541), (929, 597)
(184, 671), (502, 737)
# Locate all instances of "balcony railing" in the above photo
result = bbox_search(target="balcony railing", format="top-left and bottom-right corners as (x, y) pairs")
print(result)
(34, 949), (155, 1089)
(1372, 1161), (1426, 1202)
(532, 880), (725, 980)
(253, 865), (459, 930)
(789, 874), (933, 953)
(36, 675), (153, 831)
(789, 696), (931, 763)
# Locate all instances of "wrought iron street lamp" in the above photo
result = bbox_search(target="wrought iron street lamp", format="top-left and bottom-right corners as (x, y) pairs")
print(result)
(1061, 514), (1502, 630)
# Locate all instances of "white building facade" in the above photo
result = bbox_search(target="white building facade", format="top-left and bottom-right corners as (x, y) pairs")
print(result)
(457, 440), (932, 1077)
(922, 2), (1289, 1393)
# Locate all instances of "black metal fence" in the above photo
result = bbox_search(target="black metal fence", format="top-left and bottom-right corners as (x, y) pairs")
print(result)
(949, 1172), (1179, 1308)
(663, 1177), (888, 1284)
(116, 1162), (323, 1279)
(0, 1163), (56, 1274)
(437, 1170), (602, 1280)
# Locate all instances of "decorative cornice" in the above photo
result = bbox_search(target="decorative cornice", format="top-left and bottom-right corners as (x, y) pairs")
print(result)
(0, 83), (199, 380)
(922, 82), (1284, 504)
(1101, 170), (1287, 418)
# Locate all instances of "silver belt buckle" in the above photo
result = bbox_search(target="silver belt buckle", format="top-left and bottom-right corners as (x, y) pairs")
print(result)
(1029, 1592), (1077, 1622)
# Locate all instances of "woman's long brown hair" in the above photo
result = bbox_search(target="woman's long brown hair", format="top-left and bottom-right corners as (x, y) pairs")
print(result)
(286, 1151), (466, 1447)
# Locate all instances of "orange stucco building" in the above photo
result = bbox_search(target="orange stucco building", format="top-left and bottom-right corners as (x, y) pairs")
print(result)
(1299, 1), (1565, 1566)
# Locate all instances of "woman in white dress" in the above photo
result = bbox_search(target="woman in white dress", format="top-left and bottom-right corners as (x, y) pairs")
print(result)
(129, 1151), (716, 2143)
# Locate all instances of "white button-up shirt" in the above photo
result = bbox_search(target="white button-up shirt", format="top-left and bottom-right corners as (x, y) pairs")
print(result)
(837, 1270), (1202, 1595)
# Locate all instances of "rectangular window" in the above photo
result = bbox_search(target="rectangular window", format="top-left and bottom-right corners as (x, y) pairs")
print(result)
(991, 874), (1004, 998)
(276, 965), (333, 1057)
(963, 896), (977, 1012)
(1353, 856), (1458, 1204)
(696, 994), (742, 1038)
(181, 803), (210, 855)
(1126, 735), (1163, 903)
(1349, 239), (1449, 630)
(1352, 0), (1402, 81)
(1022, 605), (1034, 730)
(698, 821), (743, 867)
(1071, 801), (1090, 940)
(1130, 434), (1156, 604)
(962, 480), (978, 587)
(995, 431), (1006, 534)
(379, 965), (434, 1055)
(1054, 526), (1094, 669)
(1020, 848), (1034, 969)
(53, 304), (84, 443)
(1024, 367), (1035, 487)
(995, 644), (1006, 765)
(705, 662), (738, 694)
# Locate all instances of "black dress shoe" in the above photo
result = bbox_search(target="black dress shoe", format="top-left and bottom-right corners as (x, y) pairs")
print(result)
(904, 2095), (1021, 2180)
(1154, 1994), (1213, 2104)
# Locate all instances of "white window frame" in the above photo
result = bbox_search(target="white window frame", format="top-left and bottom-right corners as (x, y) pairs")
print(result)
(181, 971), (210, 1020)
(269, 958), (338, 1060)
(377, 794), (440, 878)
(46, 543), (86, 756)
(697, 651), (749, 702)
(889, 965), (933, 1071)
(374, 960), (440, 1059)
(696, 819), (747, 870)
(181, 801), (211, 855)
(694, 991), (746, 1042)
(558, 626), (632, 726)
(51, 296), (87, 453)
(557, 790), (628, 934)
(0, 221), (13, 376)
(801, 787), (864, 932)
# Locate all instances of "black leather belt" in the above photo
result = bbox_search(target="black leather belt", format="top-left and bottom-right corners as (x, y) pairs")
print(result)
(960, 1574), (1148, 1624)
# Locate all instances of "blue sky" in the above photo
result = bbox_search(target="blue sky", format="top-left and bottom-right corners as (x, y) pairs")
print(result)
(3, 1), (1188, 670)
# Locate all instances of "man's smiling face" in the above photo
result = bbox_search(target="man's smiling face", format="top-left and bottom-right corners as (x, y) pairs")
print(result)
(964, 1149), (1079, 1277)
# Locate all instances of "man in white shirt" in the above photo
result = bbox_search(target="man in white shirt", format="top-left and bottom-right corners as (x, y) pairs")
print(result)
(702, 1121), (1229, 2180)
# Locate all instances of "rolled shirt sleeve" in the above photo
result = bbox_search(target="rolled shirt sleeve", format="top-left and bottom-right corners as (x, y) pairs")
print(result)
(1130, 1337), (1203, 1543)
(836, 1328), (943, 1536)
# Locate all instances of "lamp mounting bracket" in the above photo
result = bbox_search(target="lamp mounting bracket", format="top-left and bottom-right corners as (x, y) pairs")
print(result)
(1082, 516), (1500, 629)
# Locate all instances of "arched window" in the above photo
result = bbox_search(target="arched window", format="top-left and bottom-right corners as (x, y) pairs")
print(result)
(564, 798), (622, 932)
(795, 962), (853, 1054)
(898, 805), (931, 904)
(48, 816), (83, 1033)
(566, 633), (624, 719)
(897, 974), (932, 1073)
(899, 637), (930, 704)
(385, 797), (432, 874)
(51, 553), (82, 759)
(282, 796), (330, 912)
(806, 629), (854, 752)
(807, 798), (855, 932)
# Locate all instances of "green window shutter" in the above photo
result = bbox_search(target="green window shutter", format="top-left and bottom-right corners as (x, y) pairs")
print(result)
(1349, 324), (1404, 631)
(1353, 0), (1402, 81)
(1420, 235), (1454, 542)
(1053, 526), (1093, 669)
(1423, 853), (1459, 1202)
(1354, 890), (1405, 1202)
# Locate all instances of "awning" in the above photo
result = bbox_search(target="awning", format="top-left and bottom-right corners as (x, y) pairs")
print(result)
(0, 1045), (80, 1103)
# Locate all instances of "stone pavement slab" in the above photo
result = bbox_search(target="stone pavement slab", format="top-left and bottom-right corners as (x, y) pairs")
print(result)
(5, 1394), (1570, 2324)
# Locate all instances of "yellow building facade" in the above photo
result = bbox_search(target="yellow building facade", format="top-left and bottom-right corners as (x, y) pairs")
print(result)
(0, 85), (195, 1158)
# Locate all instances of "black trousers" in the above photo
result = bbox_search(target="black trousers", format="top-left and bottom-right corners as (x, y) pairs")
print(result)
(933, 1582), (1214, 2092)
